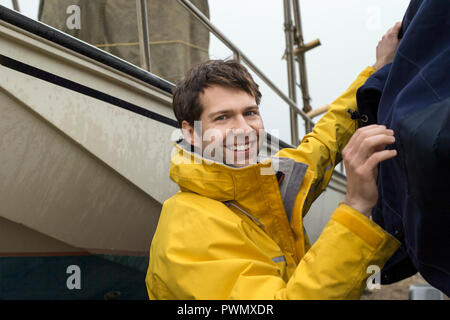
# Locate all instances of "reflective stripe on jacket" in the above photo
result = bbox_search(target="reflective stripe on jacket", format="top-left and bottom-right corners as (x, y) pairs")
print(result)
(146, 67), (400, 299)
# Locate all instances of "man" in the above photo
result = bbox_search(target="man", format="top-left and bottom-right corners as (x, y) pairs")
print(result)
(146, 23), (402, 299)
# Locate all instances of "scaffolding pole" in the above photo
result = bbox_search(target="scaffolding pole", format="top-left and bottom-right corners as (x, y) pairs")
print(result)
(292, 0), (319, 134)
(283, 0), (299, 146)
(136, 0), (151, 72)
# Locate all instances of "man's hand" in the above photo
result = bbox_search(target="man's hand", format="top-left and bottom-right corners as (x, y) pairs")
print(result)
(342, 125), (397, 217)
(372, 22), (402, 70)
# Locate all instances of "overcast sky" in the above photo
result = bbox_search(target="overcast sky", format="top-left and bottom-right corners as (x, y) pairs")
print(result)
(0, 0), (410, 143)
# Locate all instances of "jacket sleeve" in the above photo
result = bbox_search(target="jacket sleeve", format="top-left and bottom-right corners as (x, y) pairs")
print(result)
(276, 66), (376, 216)
(146, 196), (400, 300)
(284, 203), (400, 299)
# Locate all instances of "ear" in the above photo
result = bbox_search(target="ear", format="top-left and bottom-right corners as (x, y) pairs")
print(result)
(181, 120), (195, 145)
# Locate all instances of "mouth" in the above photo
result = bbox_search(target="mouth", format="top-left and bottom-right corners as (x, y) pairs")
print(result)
(221, 137), (260, 167)
(225, 140), (257, 152)
(226, 143), (251, 152)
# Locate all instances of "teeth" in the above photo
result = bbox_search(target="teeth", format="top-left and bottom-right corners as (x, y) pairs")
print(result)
(227, 144), (250, 151)
(236, 144), (248, 151)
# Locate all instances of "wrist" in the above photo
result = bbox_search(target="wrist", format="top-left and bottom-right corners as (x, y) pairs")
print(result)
(372, 62), (381, 71)
(372, 59), (388, 71)
(344, 198), (373, 217)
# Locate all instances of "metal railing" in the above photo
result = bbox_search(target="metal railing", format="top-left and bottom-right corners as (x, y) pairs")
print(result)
(136, 0), (151, 72)
(11, 0), (19, 12)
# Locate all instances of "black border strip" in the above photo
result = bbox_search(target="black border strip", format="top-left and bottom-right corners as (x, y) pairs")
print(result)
(0, 54), (179, 128)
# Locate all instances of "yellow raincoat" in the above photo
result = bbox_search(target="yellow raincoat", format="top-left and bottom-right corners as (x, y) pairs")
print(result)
(146, 67), (401, 299)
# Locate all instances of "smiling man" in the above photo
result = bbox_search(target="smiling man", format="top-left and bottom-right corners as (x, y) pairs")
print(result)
(174, 63), (265, 168)
(147, 23), (403, 299)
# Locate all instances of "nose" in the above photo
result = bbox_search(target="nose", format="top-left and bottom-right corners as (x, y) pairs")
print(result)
(227, 115), (257, 145)
(230, 114), (253, 134)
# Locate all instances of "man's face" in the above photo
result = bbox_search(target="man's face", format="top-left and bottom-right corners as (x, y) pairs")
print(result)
(182, 85), (265, 167)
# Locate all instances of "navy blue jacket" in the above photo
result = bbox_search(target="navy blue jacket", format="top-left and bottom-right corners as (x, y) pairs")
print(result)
(356, 0), (450, 295)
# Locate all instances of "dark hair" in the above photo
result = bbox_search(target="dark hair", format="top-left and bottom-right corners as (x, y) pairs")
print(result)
(172, 59), (262, 127)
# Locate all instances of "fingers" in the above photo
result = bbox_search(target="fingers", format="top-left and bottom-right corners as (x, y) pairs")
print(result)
(388, 21), (402, 34)
(373, 21), (403, 70)
(381, 21), (402, 42)
(393, 21), (402, 33)
(363, 149), (398, 172)
(352, 133), (396, 166)
(345, 124), (393, 152)
(342, 125), (398, 218)
(356, 126), (394, 149)
(342, 125), (397, 173)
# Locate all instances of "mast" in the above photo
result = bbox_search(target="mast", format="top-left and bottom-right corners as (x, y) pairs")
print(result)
(283, 0), (299, 145)
(284, 0), (321, 135)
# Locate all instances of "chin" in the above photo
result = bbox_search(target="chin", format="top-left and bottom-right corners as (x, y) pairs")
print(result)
(224, 152), (259, 168)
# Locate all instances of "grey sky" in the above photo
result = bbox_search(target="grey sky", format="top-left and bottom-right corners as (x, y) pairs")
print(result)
(0, 0), (410, 143)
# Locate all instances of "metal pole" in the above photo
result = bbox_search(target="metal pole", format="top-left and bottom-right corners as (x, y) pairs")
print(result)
(283, 0), (299, 146)
(306, 104), (329, 119)
(233, 51), (241, 62)
(292, 0), (314, 133)
(136, 0), (151, 72)
(11, 0), (20, 12)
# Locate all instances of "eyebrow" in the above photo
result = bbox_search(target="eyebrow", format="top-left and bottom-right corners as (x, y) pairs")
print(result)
(208, 105), (259, 119)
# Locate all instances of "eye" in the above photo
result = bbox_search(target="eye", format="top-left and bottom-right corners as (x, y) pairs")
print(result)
(245, 110), (258, 116)
(215, 115), (227, 121)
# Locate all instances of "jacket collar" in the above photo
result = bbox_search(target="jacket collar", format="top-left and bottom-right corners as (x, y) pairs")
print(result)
(169, 140), (275, 204)
(170, 140), (308, 220)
